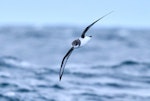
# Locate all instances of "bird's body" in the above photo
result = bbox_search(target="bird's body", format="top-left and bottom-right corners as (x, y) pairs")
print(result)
(72, 36), (92, 48)
(59, 11), (113, 81)
(79, 36), (92, 47)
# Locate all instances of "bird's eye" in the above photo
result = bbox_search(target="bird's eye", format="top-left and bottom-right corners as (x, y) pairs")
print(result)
(73, 42), (77, 46)
(75, 42), (78, 45)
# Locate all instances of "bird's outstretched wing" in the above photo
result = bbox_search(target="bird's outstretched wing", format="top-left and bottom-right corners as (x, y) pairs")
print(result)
(81, 11), (113, 38)
(59, 47), (74, 81)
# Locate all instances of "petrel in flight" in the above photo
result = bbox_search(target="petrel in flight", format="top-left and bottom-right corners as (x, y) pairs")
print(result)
(59, 11), (113, 81)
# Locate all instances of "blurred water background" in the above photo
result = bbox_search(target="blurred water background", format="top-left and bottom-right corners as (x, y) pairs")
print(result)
(0, 26), (150, 101)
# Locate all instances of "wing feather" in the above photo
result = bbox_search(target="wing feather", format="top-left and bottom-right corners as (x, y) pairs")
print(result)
(81, 11), (113, 38)
(59, 47), (74, 81)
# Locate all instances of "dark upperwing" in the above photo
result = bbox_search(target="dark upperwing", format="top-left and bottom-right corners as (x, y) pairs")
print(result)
(81, 11), (113, 38)
(59, 47), (74, 81)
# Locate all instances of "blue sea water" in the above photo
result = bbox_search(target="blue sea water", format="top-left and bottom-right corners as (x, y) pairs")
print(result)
(0, 26), (150, 101)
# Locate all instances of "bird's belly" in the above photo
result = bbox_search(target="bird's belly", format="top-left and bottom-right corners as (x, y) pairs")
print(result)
(79, 37), (91, 47)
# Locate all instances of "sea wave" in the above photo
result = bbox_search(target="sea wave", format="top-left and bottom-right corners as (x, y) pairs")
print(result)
(1, 27), (150, 101)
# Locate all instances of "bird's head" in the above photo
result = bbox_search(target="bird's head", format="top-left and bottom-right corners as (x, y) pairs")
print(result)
(72, 39), (81, 48)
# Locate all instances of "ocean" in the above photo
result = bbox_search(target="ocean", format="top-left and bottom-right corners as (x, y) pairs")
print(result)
(0, 26), (150, 101)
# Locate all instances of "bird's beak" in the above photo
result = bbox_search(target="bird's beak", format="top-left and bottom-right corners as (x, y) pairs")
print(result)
(89, 36), (92, 37)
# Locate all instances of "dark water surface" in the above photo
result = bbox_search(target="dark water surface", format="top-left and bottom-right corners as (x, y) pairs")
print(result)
(0, 26), (150, 101)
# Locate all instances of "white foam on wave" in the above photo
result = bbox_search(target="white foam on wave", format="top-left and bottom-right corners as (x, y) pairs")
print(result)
(4, 91), (16, 97)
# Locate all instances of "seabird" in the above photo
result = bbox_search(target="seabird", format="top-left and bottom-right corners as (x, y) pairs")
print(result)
(59, 11), (113, 81)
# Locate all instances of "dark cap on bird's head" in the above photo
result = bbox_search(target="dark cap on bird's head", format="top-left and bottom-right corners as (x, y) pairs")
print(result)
(72, 39), (81, 48)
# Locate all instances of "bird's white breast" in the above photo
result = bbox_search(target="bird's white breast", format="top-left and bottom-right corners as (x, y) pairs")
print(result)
(79, 36), (91, 47)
